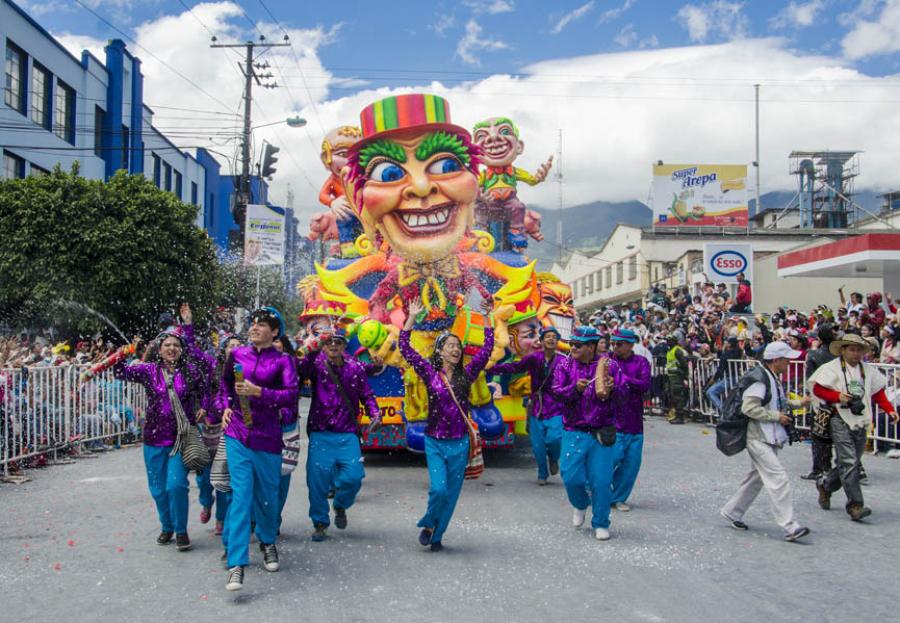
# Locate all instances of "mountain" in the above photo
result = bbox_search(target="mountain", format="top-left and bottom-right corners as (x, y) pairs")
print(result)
(527, 200), (652, 269)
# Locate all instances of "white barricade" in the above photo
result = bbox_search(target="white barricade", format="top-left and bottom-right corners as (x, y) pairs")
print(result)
(1, 365), (147, 478)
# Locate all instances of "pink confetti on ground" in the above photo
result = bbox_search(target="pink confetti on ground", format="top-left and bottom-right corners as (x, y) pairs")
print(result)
(23, 556), (30, 561)
(116, 547), (124, 553)
(53, 563), (61, 571)
(200, 595), (208, 601)
(67, 539), (75, 547)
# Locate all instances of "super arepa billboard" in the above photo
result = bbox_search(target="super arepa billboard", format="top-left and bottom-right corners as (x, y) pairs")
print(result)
(651, 164), (748, 227)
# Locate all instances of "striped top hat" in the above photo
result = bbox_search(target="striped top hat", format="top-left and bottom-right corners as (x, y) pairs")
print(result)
(357, 94), (470, 144)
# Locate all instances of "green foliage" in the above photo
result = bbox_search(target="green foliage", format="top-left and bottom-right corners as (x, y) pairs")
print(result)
(415, 131), (471, 166)
(0, 167), (221, 337)
(357, 139), (407, 169)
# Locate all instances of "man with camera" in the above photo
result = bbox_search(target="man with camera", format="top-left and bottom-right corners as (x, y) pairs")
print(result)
(720, 342), (811, 542)
(808, 333), (899, 521)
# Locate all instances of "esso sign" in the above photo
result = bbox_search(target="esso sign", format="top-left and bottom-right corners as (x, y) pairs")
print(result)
(711, 250), (747, 277)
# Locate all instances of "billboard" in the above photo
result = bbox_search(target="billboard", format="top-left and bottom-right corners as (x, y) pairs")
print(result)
(244, 203), (285, 266)
(652, 164), (748, 227)
(703, 242), (753, 285)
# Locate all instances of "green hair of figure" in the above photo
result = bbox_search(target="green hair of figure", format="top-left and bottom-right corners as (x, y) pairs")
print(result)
(358, 139), (407, 169)
(473, 116), (520, 138)
(414, 131), (471, 166)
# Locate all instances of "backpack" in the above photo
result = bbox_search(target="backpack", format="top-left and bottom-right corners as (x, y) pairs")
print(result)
(715, 365), (771, 456)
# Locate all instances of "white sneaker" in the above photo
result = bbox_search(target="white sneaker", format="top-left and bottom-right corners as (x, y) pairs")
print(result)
(537, 478), (548, 486)
(886, 449), (900, 459)
(613, 502), (631, 512)
(594, 528), (610, 541)
(572, 508), (586, 528)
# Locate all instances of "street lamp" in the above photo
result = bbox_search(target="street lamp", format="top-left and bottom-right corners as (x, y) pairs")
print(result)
(251, 116), (308, 130)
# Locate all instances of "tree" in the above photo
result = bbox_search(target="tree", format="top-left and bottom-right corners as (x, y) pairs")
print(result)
(0, 166), (221, 337)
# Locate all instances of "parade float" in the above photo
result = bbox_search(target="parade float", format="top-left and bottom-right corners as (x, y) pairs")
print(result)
(301, 93), (574, 451)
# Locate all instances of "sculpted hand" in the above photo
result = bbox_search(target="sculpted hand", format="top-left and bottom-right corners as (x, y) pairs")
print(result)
(330, 196), (356, 222)
(534, 155), (553, 183)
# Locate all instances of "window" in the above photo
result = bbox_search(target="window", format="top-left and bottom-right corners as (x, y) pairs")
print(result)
(54, 79), (75, 144)
(4, 42), (26, 114)
(121, 125), (129, 170)
(605, 266), (612, 287)
(94, 107), (105, 157)
(152, 153), (161, 187)
(616, 261), (624, 285)
(583, 275), (593, 295)
(31, 63), (51, 129)
(208, 193), (215, 227)
(629, 255), (637, 280)
(174, 171), (183, 199)
(191, 181), (198, 205)
(654, 266), (659, 282)
(29, 164), (49, 177)
(3, 151), (25, 179)
(164, 162), (172, 191)
(595, 270), (602, 291)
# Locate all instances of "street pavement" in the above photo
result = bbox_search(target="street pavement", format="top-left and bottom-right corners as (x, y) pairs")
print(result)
(2, 417), (899, 623)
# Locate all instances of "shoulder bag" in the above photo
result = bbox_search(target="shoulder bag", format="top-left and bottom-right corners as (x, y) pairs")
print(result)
(440, 372), (484, 480)
(164, 370), (212, 473)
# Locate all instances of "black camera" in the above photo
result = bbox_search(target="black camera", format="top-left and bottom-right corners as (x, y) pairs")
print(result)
(847, 394), (866, 416)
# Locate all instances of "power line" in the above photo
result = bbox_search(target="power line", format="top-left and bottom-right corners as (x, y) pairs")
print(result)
(70, 0), (234, 113)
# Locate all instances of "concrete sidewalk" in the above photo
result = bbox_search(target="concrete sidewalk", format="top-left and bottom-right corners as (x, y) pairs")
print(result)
(1, 418), (898, 622)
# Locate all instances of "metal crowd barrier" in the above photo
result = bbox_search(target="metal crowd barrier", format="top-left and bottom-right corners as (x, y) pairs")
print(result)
(1, 365), (147, 480)
(671, 357), (900, 450)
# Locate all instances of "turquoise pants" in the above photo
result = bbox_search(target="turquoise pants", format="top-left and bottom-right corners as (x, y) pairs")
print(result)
(307, 431), (365, 527)
(560, 430), (614, 529)
(611, 432), (644, 504)
(417, 436), (469, 544)
(143, 444), (189, 534)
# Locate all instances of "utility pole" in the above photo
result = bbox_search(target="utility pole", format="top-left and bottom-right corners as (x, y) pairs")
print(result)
(210, 37), (289, 252)
(754, 84), (761, 222)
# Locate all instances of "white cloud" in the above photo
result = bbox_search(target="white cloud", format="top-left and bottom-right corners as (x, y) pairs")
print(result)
(771, 0), (825, 29)
(842, 0), (900, 59)
(53, 6), (900, 224)
(430, 14), (456, 37)
(55, 32), (108, 60)
(599, 0), (637, 24)
(614, 24), (637, 47)
(676, 1), (748, 42)
(640, 34), (660, 48)
(838, 0), (881, 27)
(462, 0), (515, 14)
(551, 1), (595, 35)
(456, 19), (509, 65)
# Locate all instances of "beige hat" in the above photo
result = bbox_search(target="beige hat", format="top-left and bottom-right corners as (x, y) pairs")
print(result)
(829, 333), (872, 356)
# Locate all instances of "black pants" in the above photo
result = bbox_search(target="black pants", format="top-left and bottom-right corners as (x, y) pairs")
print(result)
(810, 437), (833, 474)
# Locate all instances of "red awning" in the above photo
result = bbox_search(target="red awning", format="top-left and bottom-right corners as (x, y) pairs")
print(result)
(777, 233), (900, 278)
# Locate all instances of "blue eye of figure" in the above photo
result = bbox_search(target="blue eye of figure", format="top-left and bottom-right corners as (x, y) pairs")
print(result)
(427, 157), (462, 175)
(371, 161), (406, 182)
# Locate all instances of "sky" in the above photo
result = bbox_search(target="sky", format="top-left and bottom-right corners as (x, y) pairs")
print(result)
(13, 0), (900, 222)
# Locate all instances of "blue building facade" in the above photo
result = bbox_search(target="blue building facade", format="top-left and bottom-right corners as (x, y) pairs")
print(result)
(1, 0), (296, 267)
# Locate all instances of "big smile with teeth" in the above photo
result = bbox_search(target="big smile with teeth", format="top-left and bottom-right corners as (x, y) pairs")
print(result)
(394, 203), (457, 235)
(483, 140), (513, 160)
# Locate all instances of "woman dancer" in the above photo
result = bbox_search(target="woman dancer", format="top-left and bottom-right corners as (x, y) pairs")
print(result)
(114, 327), (205, 551)
(399, 299), (494, 552)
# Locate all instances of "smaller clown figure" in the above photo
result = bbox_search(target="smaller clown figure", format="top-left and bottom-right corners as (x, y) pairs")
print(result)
(319, 126), (364, 258)
(472, 117), (553, 251)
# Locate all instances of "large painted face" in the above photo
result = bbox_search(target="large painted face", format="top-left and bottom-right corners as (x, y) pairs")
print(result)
(321, 126), (361, 177)
(357, 130), (477, 263)
(537, 280), (576, 341)
(509, 317), (542, 357)
(472, 117), (523, 168)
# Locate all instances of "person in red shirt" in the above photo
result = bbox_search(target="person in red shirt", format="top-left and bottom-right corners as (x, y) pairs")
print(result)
(730, 272), (752, 313)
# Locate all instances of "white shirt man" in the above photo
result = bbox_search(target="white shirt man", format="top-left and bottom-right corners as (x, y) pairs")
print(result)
(720, 341), (811, 542)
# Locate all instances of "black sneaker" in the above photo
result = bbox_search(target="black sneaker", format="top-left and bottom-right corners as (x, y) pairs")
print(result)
(549, 458), (560, 476)
(785, 526), (810, 542)
(311, 523), (327, 542)
(430, 541), (444, 552)
(175, 533), (192, 551)
(720, 511), (748, 530)
(260, 542), (279, 572)
(226, 566), (244, 591)
(800, 471), (820, 481)
(334, 507), (348, 530)
(669, 417), (685, 425)
(156, 531), (174, 546)
(418, 528), (433, 547)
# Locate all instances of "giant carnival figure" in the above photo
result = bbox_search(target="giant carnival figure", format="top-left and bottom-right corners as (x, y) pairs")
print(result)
(472, 117), (553, 252)
(298, 93), (576, 452)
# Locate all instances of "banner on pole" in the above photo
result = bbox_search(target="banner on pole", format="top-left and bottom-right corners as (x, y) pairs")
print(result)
(244, 203), (285, 266)
(652, 164), (748, 227)
(703, 242), (753, 285)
